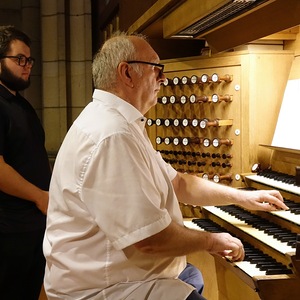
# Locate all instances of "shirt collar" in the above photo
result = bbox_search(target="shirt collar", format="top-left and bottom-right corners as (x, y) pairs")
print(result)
(92, 89), (147, 130)
(0, 84), (16, 100)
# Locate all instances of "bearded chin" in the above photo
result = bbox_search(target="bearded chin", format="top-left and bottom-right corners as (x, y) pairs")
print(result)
(0, 65), (31, 92)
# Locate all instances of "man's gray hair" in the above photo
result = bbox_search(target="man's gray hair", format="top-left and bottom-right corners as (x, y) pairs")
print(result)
(92, 32), (145, 91)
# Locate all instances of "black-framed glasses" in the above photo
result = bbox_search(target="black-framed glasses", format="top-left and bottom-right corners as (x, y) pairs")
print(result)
(126, 60), (164, 76)
(1, 55), (35, 67)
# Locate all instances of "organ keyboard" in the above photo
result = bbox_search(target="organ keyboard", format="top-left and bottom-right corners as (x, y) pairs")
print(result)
(185, 215), (300, 300)
(245, 170), (300, 196)
(244, 170), (300, 226)
(201, 205), (296, 254)
(184, 218), (293, 276)
(184, 169), (300, 300)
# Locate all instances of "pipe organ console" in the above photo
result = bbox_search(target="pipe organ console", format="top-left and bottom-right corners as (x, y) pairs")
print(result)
(147, 49), (294, 188)
(145, 50), (300, 299)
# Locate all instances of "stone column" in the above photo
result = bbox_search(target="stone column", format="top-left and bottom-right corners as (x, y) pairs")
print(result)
(67, 0), (93, 122)
(21, 0), (42, 116)
(41, 0), (92, 159)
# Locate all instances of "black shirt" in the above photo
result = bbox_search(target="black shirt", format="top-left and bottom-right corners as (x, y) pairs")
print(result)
(0, 85), (51, 232)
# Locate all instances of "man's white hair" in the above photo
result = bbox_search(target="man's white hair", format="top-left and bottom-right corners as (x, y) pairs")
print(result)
(92, 31), (146, 91)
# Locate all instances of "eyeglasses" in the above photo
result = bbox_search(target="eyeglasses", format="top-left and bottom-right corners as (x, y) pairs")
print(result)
(126, 60), (164, 76)
(1, 55), (35, 67)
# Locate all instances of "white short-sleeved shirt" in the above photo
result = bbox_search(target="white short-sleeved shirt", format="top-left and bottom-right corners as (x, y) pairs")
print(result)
(43, 89), (194, 299)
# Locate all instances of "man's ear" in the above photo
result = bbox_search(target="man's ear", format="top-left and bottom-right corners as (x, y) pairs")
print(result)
(117, 62), (133, 87)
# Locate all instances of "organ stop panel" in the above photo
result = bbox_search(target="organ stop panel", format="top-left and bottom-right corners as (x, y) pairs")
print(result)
(147, 50), (293, 189)
(145, 49), (300, 299)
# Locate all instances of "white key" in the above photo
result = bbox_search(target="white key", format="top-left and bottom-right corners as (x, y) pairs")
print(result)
(235, 261), (267, 277)
(271, 210), (300, 226)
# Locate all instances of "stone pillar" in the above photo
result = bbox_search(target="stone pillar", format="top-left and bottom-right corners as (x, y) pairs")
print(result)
(67, 0), (93, 122)
(41, 0), (92, 158)
(21, 0), (42, 117)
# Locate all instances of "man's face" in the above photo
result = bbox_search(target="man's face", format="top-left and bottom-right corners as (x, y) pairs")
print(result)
(0, 39), (32, 92)
(129, 37), (166, 114)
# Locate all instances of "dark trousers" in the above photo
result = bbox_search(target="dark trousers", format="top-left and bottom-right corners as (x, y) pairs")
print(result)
(178, 263), (207, 300)
(0, 229), (45, 300)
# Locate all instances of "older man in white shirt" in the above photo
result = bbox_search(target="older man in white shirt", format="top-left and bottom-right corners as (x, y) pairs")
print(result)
(43, 32), (287, 300)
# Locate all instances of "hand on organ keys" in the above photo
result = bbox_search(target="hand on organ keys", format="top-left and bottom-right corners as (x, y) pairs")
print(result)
(209, 232), (245, 262)
(237, 189), (289, 212)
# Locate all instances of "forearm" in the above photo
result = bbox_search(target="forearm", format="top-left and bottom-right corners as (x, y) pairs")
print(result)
(173, 172), (240, 206)
(135, 221), (213, 257)
(0, 157), (45, 204)
(134, 220), (244, 261)
(172, 172), (288, 211)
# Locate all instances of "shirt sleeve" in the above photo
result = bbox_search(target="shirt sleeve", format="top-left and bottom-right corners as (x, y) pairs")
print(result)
(156, 150), (178, 181)
(80, 132), (173, 250)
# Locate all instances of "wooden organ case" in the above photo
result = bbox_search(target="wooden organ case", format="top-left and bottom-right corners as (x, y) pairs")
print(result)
(145, 49), (300, 300)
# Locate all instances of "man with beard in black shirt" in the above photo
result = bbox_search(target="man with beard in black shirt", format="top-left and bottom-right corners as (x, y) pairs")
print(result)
(0, 25), (51, 300)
